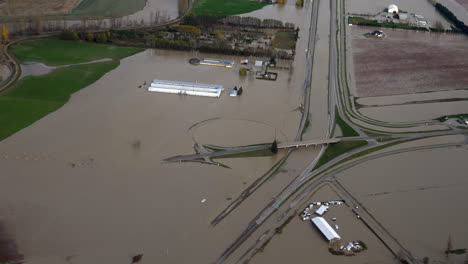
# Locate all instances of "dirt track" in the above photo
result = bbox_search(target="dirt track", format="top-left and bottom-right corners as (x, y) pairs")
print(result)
(0, 0), (80, 16)
(351, 27), (468, 97)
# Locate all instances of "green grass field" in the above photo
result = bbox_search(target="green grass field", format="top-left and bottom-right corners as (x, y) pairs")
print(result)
(70, 0), (146, 17)
(0, 39), (143, 140)
(192, 0), (268, 16)
(11, 39), (141, 66)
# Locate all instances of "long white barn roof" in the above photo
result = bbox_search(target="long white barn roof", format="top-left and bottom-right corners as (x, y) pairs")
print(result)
(311, 217), (341, 241)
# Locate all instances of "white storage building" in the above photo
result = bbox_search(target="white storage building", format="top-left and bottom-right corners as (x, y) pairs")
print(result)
(148, 80), (224, 98)
(315, 205), (329, 215)
(311, 217), (341, 242)
(388, 4), (399, 14)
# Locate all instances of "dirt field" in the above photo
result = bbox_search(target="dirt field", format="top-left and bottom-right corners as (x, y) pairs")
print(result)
(350, 27), (468, 97)
(0, 0), (80, 16)
(456, 0), (468, 10)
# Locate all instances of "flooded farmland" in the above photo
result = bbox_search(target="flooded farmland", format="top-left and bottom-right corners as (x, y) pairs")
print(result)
(240, 1), (305, 25)
(0, 1), (322, 261)
(359, 100), (468, 122)
(253, 184), (395, 264)
(336, 138), (468, 263)
(2, 0), (468, 263)
(349, 27), (468, 97)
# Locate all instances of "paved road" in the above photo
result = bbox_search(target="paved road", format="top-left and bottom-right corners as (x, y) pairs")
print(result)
(212, 0), (468, 262)
(212, 0), (322, 263)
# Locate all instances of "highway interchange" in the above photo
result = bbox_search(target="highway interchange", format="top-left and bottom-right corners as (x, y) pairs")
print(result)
(210, 0), (468, 263)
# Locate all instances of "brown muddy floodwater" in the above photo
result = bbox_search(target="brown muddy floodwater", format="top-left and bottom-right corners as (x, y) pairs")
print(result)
(337, 136), (468, 263)
(254, 184), (395, 264)
(359, 100), (468, 122)
(0, 64), (11, 82)
(0, 44), (309, 263)
(240, 2), (305, 25)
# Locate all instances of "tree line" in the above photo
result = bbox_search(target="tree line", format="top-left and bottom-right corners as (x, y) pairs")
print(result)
(59, 29), (111, 43)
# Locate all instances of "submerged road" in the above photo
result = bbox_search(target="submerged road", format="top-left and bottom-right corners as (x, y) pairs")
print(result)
(212, 0), (468, 262)
(212, 0), (322, 263)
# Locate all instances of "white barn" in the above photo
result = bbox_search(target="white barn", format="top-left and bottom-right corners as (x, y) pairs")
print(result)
(388, 4), (399, 14)
(311, 217), (341, 242)
(315, 205), (329, 215)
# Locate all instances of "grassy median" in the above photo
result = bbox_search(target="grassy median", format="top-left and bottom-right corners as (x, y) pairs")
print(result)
(0, 39), (143, 140)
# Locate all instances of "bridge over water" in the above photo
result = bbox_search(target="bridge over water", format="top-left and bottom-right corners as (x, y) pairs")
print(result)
(163, 137), (379, 163)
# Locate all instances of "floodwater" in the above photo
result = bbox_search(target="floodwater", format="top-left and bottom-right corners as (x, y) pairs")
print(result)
(20, 63), (56, 79)
(359, 100), (468, 122)
(5, 0), (179, 34)
(20, 59), (113, 79)
(123, 0), (179, 24)
(438, 0), (468, 24)
(240, 2), (305, 25)
(357, 89), (468, 107)
(0, 22), (313, 264)
(253, 184), (396, 264)
(336, 135), (468, 263)
(0, 64), (11, 82)
(346, 0), (451, 28)
(0, 1), (337, 263)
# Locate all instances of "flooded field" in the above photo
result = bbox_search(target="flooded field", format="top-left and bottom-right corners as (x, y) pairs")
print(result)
(356, 89), (468, 107)
(350, 27), (468, 97)
(346, 0), (450, 27)
(359, 100), (468, 122)
(240, 2), (305, 25)
(438, 0), (468, 24)
(20, 63), (56, 79)
(0, 0), (79, 16)
(0, 64), (10, 82)
(457, 0), (468, 9)
(0, 36), (311, 264)
(336, 140), (468, 263)
(253, 184), (396, 264)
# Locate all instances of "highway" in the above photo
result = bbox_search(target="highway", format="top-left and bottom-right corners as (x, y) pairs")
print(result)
(212, 0), (322, 263)
(211, 0), (468, 263)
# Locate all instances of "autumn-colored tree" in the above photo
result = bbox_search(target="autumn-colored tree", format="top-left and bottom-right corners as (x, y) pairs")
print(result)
(85, 33), (94, 42)
(277, 0), (286, 4)
(60, 29), (79, 41)
(296, 0), (303, 7)
(177, 25), (201, 37)
(96, 32), (108, 43)
(1, 24), (9, 44)
(214, 29), (224, 40)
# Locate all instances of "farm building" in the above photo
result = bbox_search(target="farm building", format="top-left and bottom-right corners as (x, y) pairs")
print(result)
(315, 205), (329, 215)
(388, 4), (398, 14)
(199, 58), (234, 68)
(148, 80), (224, 98)
(311, 217), (341, 242)
(398, 12), (409, 21)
